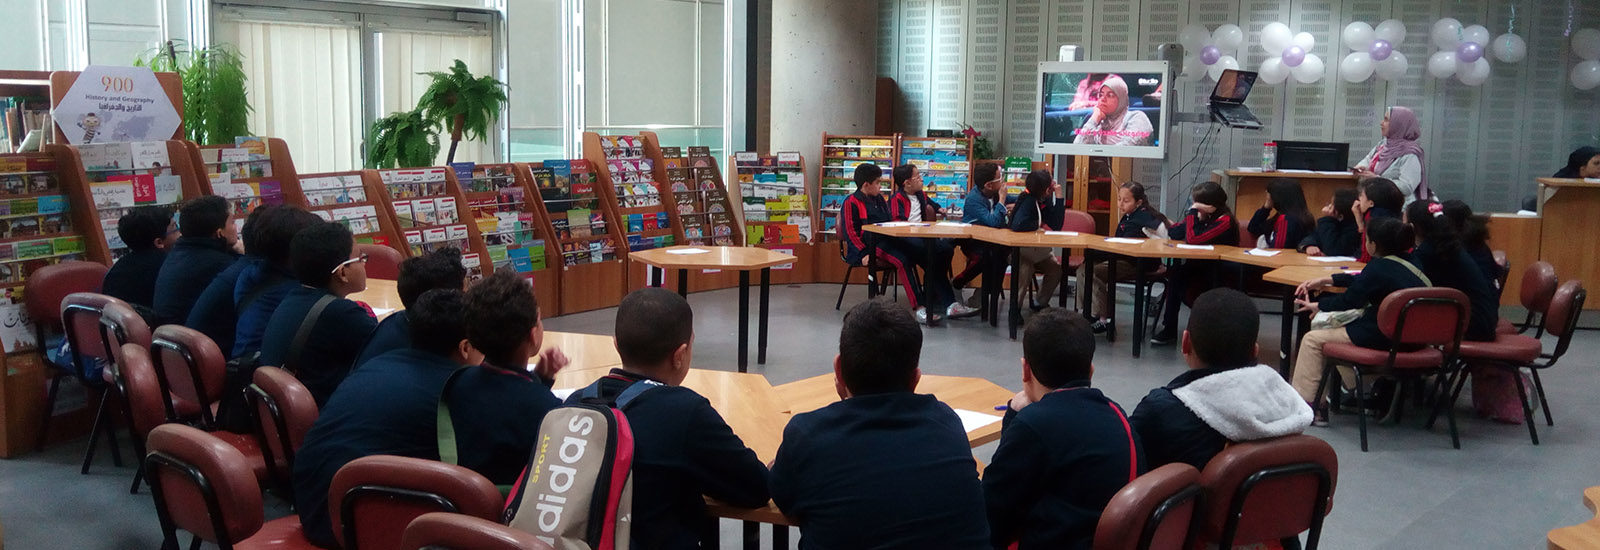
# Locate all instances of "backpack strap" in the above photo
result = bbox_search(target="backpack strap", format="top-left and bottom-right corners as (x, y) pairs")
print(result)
(1385, 256), (1433, 287)
(285, 294), (336, 372)
(577, 375), (664, 410)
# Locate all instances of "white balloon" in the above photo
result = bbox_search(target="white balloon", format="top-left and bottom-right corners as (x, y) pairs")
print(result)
(1427, 50), (1459, 78)
(1182, 55), (1207, 81)
(1340, 52), (1375, 82)
(1460, 25), (1490, 49)
(1492, 33), (1527, 63)
(1375, 19), (1408, 45)
(1457, 57), (1491, 86)
(1292, 54), (1325, 83)
(1214, 24), (1246, 52)
(1179, 24), (1212, 51)
(1572, 60), (1600, 90)
(1208, 55), (1241, 81)
(1292, 32), (1317, 53)
(1260, 57), (1291, 84)
(1376, 51), (1409, 80)
(1343, 22), (1376, 51)
(1573, 28), (1600, 61)
(1432, 18), (1463, 50)
(1262, 22), (1294, 54)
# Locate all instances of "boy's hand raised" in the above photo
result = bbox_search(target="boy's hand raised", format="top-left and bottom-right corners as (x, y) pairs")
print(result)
(534, 347), (570, 380)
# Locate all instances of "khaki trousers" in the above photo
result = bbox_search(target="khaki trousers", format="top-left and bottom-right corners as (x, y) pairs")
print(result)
(1018, 247), (1062, 305)
(1291, 327), (1356, 403)
(1078, 260), (1137, 319)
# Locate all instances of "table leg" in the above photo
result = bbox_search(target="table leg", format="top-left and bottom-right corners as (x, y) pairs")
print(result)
(1280, 286), (1295, 378)
(743, 521), (759, 550)
(923, 238), (938, 324)
(1083, 251), (1096, 318)
(651, 266), (664, 288)
(989, 253), (1003, 328)
(1105, 256), (1118, 342)
(738, 271), (750, 373)
(1009, 246), (1023, 340)
(1132, 258), (1147, 358)
(677, 269), (689, 298)
(1058, 247), (1070, 308)
(865, 233), (878, 299)
(774, 525), (790, 549)
(759, 268), (770, 365)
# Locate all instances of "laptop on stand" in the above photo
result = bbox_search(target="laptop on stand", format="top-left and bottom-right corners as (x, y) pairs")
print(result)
(1208, 69), (1262, 129)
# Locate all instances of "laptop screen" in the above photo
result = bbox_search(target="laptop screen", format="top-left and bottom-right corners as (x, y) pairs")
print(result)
(1210, 70), (1257, 105)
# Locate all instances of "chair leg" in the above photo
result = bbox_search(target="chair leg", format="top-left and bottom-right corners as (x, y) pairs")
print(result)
(1354, 369), (1369, 452)
(1511, 368), (1539, 445)
(1424, 367), (1462, 430)
(81, 389), (118, 474)
(836, 265), (855, 310)
(36, 373), (63, 451)
(1530, 369), (1553, 427)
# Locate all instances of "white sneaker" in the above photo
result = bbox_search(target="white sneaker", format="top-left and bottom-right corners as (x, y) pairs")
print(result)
(947, 302), (980, 319)
(915, 307), (928, 324)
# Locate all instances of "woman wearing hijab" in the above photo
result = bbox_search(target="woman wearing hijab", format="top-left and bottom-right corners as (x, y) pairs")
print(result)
(1554, 146), (1600, 179)
(1074, 75), (1155, 146)
(1353, 106), (1430, 206)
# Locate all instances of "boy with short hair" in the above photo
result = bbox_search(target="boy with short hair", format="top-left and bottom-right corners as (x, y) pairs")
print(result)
(771, 297), (989, 549)
(566, 287), (769, 549)
(953, 162), (1009, 306)
(983, 308), (1143, 550)
(839, 163), (938, 323)
(355, 247), (467, 367)
(259, 222), (377, 405)
(153, 196), (240, 325)
(1130, 288), (1312, 469)
(101, 205), (175, 312)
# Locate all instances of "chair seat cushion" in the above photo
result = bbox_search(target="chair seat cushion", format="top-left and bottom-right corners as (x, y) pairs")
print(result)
(237, 516), (319, 550)
(1496, 318), (1517, 335)
(1324, 342), (1444, 369)
(211, 431), (270, 483)
(1459, 334), (1543, 363)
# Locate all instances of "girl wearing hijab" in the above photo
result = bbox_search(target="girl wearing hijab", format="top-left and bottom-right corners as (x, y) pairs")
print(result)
(1554, 146), (1600, 179)
(1074, 75), (1155, 147)
(1354, 106), (1430, 206)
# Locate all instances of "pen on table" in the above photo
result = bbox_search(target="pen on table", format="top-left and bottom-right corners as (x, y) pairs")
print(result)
(995, 404), (1008, 411)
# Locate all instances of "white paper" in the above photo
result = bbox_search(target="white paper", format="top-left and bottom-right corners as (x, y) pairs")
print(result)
(1585, 178), (1600, 184)
(1279, 169), (1313, 173)
(371, 307), (395, 317)
(1104, 237), (1145, 244)
(552, 388), (576, 401)
(1310, 256), (1357, 262)
(877, 221), (920, 227)
(1175, 244), (1214, 250)
(1313, 170), (1353, 176)
(1246, 248), (1282, 257)
(1514, 210), (1538, 216)
(1044, 231), (1080, 236)
(1234, 167), (1263, 173)
(935, 221), (971, 227)
(666, 248), (710, 255)
(953, 409), (1004, 433)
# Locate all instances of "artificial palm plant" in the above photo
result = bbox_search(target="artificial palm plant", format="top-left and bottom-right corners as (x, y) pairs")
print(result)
(366, 109), (441, 169)
(416, 59), (508, 164)
(135, 40), (251, 145)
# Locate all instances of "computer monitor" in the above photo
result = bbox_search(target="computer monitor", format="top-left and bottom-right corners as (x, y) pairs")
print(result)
(1034, 60), (1171, 159)
(1275, 141), (1351, 171)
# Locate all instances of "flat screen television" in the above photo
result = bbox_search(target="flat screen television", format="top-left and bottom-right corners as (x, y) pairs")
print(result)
(1034, 60), (1171, 159)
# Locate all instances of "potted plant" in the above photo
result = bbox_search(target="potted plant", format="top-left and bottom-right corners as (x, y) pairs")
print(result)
(136, 40), (251, 145)
(366, 109), (441, 169)
(416, 59), (508, 164)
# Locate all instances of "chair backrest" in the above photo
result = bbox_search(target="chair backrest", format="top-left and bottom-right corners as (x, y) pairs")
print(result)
(1093, 463), (1202, 550)
(358, 243), (406, 280)
(24, 260), (108, 332)
(330, 455), (503, 550)
(1061, 209), (1097, 234)
(1491, 251), (1510, 289)
(1376, 287), (1469, 351)
(118, 344), (170, 439)
(401, 513), (554, 550)
(1195, 434), (1338, 548)
(1518, 261), (1558, 314)
(151, 325), (228, 415)
(1544, 281), (1587, 359)
(1238, 225), (1258, 249)
(143, 424), (264, 547)
(100, 300), (153, 366)
(59, 293), (124, 381)
(248, 366), (319, 483)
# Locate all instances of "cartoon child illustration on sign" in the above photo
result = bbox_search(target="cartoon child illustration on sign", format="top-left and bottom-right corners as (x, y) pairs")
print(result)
(78, 113), (102, 144)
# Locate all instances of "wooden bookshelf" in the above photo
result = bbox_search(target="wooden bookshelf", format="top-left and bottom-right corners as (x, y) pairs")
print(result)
(633, 135), (747, 292)
(584, 132), (675, 297)
(1065, 156), (1133, 235)
(556, 137), (632, 313)
(48, 70), (186, 146)
(816, 133), (897, 284)
(186, 138), (305, 234)
(296, 170), (404, 254)
(730, 151), (816, 285)
(372, 167), (494, 282)
(454, 162), (562, 314)
(899, 135), (973, 217)
(64, 140), (204, 261)
(0, 70), (54, 154)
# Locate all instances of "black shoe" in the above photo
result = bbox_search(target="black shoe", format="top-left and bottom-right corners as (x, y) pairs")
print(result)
(1149, 327), (1177, 346)
(1029, 301), (1048, 312)
(1082, 311), (1099, 322)
(1311, 405), (1330, 427)
(1090, 319), (1110, 334)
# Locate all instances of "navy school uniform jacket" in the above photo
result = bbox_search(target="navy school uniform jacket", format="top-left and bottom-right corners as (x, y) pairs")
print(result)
(153, 236), (240, 326)
(984, 383), (1143, 550)
(1010, 192), (1045, 233)
(839, 190), (892, 265)
(1317, 254), (1428, 349)
(1466, 245), (1505, 300)
(291, 348), (463, 548)
(258, 286), (378, 406)
(1168, 208), (1238, 246)
(961, 188), (1008, 229)
(1298, 216), (1360, 258)
(444, 364), (562, 486)
(354, 311), (410, 368)
(230, 260), (297, 358)
(771, 392), (990, 550)
(1412, 241), (1500, 341)
(568, 370), (769, 550)
(888, 189), (941, 222)
(1114, 208), (1163, 239)
(101, 248), (165, 311)
(1247, 207), (1312, 249)
(1356, 206), (1400, 263)
(1130, 365), (1313, 470)
(184, 258), (250, 358)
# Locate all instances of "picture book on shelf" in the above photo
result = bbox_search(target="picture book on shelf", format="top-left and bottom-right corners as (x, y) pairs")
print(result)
(235, 137), (271, 159)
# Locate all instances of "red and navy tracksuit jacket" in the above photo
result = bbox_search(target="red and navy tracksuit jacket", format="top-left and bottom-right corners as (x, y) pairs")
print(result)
(1167, 208), (1239, 245)
(888, 190), (941, 222)
(839, 190), (924, 308)
(1247, 207), (1311, 249)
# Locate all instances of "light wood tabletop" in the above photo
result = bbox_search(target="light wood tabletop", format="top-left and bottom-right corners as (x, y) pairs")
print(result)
(775, 373), (1015, 447)
(969, 228), (1096, 248)
(1262, 265), (1363, 287)
(553, 368), (792, 464)
(1086, 238), (1225, 259)
(539, 332), (623, 371)
(864, 222), (984, 239)
(627, 246), (798, 271)
(350, 278), (403, 318)
(1215, 246), (1343, 269)
(1536, 177), (1600, 188)
(1548, 486), (1600, 550)
(1225, 170), (1360, 181)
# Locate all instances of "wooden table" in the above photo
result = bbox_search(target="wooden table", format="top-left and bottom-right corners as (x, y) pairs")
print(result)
(350, 279), (403, 319)
(774, 373), (1015, 447)
(1224, 170), (1360, 220)
(1077, 239), (1225, 357)
(552, 368), (790, 463)
(1262, 264), (1362, 377)
(618, 246), (797, 371)
(1549, 486), (1600, 550)
(863, 223), (995, 326)
(1537, 178), (1600, 310)
(969, 229), (1096, 339)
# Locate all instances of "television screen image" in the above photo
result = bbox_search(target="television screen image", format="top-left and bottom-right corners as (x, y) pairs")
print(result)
(1035, 60), (1170, 159)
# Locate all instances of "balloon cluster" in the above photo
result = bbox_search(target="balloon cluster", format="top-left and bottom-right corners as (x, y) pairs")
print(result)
(1258, 23), (1325, 84)
(1426, 18), (1523, 86)
(1572, 29), (1600, 91)
(1338, 20), (1410, 82)
(1178, 24), (1245, 81)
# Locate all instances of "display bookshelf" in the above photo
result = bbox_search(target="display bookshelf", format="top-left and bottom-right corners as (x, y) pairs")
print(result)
(1064, 156), (1133, 234)
(731, 151), (815, 285)
(659, 144), (742, 248)
(561, 135), (634, 312)
(296, 170), (403, 253)
(585, 132), (675, 295)
(372, 167), (493, 281)
(898, 136), (973, 217)
(69, 140), (204, 261)
(0, 70), (54, 154)
(451, 162), (562, 314)
(186, 137), (304, 235)
(816, 134), (897, 285)
(49, 70), (186, 145)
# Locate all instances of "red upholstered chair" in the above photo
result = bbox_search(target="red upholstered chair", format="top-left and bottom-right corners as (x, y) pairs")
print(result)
(1061, 209), (1097, 271)
(53, 292), (126, 473)
(1193, 435), (1338, 550)
(117, 344), (172, 494)
(1093, 463), (1201, 550)
(99, 303), (154, 492)
(330, 455), (504, 550)
(358, 243), (406, 280)
(151, 325), (269, 483)
(247, 366), (319, 498)
(402, 513), (554, 550)
(143, 424), (317, 550)
(1491, 250), (1510, 291)
(1316, 287), (1468, 451)
(1499, 261), (1557, 336)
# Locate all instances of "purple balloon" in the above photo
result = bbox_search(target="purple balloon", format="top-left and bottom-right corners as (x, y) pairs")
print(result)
(1282, 45), (1307, 67)
(1200, 45), (1221, 65)
(1457, 41), (1483, 63)
(1369, 39), (1393, 61)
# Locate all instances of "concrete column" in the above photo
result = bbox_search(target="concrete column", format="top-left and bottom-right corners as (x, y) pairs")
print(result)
(769, 0), (878, 180)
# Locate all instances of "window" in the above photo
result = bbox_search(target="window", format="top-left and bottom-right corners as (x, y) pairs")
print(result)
(581, 0), (726, 158)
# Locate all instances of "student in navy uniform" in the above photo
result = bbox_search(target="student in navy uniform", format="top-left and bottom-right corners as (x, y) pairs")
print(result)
(291, 288), (480, 549)
(567, 287), (769, 549)
(1151, 181), (1239, 345)
(1131, 288), (1312, 470)
(984, 309), (1143, 550)
(200, 206), (322, 358)
(771, 297), (989, 550)
(1352, 178), (1404, 263)
(886, 163), (974, 320)
(185, 205), (273, 357)
(1405, 200), (1499, 342)
(259, 222), (378, 406)
(1248, 178), (1314, 250)
(1298, 188), (1361, 258)
(441, 270), (567, 486)
(1081, 181), (1168, 333)
(354, 247), (467, 367)
(101, 205), (176, 317)
(153, 196), (240, 325)
(838, 163), (935, 322)
(1009, 170), (1064, 310)
(1440, 199), (1503, 299)
(953, 162), (1009, 307)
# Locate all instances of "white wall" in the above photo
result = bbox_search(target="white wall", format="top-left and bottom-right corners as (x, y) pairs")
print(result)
(771, 0), (878, 179)
(0, 0), (48, 70)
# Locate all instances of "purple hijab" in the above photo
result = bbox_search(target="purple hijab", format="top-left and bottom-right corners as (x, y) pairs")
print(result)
(1376, 106), (1428, 199)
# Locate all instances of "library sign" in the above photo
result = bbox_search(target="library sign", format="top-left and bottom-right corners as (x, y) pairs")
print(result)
(53, 65), (181, 145)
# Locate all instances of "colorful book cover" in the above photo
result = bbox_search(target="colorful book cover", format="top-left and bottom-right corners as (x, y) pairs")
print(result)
(547, 160), (572, 192)
(234, 137), (270, 159)
(627, 213), (644, 233)
(80, 143), (133, 171)
(551, 217), (570, 239)
(36, 195), (65, 215)
(450, 162), (475, 183)
(446, 224), (469, 242)
(570, 161), (594, 195)
(89, 181), (135, 210)
(259, 180), (284, 206)
(413, 198), (437, 225)
(436, 197), (459, 224)
(423, 227), (448, 243)
(461, 253), (483, 281)
(568, 209), (591, 238)
(531, 167), (555, 190)
(130, 141), (171, 172)
(393, 201), (415, 227)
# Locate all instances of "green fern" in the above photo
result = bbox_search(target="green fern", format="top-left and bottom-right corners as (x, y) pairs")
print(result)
(135, 40), (252, 145)
(415, 59), (507, 164)
(367, 109), (441, 169)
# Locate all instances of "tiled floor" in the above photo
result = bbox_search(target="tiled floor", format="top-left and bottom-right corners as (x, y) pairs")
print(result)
(2, 282), (1594, 549)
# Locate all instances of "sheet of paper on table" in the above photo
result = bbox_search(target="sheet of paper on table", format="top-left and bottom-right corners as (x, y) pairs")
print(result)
(1044, 231), (1079, 236)
(935, 221), (971, 227)
(877, 222), (926, 227)
(552, 388), (576, 401)
(1234, 167), (1263, 173)
(1586, 178), (1600, 183)
(1310, 256), (1357, 262)
(1104, 237), (1145, 244)
(1313, 170), (1353, 175)
(667, 248), (710, 255)
(1175, 244), (1214, 250)
(1279, 169), (1313, 173)
(953, 408), (1004, 433)
(371, 307), (395, 317)
(1246, 248), (1282, 257)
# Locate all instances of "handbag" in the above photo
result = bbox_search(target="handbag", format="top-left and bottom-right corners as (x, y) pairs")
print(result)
(215, 294), (335, 433)
(1308, 256), (1430, 331)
